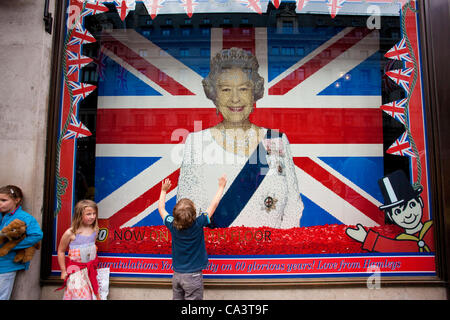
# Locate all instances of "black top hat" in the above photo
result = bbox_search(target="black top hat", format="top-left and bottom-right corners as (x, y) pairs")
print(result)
(378, 170), (423, 210)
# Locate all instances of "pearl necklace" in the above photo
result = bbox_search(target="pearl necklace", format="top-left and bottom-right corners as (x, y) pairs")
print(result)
(215, 123), (262, 156)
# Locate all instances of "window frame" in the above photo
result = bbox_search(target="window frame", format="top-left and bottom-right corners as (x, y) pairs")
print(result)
(40, 0), (450, 288)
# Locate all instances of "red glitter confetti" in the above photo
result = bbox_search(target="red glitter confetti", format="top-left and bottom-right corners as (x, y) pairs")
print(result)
(97, 224), (403, 255)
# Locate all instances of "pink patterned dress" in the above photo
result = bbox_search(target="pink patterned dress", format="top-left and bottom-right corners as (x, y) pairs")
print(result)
(63, 232), (98, 300)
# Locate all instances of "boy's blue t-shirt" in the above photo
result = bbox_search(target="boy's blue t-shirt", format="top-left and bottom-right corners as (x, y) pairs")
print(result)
(164, 213), (210, 273)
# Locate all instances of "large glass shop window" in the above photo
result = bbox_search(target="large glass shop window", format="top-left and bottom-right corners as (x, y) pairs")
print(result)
(52, 0), (436, 282)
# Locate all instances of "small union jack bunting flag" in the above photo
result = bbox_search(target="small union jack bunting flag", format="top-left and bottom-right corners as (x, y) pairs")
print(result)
(386, 67), (413, 93)
(272, 0), (281, 9)
(385, 37), (413, 63)
(63, 113), (92, 140)
(386, 131), (415, 158)
(142, 0), (166, 20)
(80, 0), (109, 19)
(68, 81), (97, 107)
(380, 98), (408, 125)
(327, 0), (346, 18)
(296, 0), (311, 11)
(114, 0), (136, 21)
(242, 0), (263, 14)
(69, 22), (96, 45)
(66, 48), (93, 77)
(180, 0), (199, 18)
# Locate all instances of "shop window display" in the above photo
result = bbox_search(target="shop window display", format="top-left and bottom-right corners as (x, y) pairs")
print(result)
(47, 0), (437, 282)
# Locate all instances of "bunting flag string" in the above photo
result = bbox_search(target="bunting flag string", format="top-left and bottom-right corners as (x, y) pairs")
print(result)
(64, 0), (411, 23)
(55, 0), (89, 216)
(379, 0), (423, 193)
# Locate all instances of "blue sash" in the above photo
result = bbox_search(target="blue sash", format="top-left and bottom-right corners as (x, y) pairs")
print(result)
(209, 129), (282, 228)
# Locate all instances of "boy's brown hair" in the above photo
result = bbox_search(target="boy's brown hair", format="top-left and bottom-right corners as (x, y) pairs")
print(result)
(0, 185), (23, 206)
(172, 198), (196, 230)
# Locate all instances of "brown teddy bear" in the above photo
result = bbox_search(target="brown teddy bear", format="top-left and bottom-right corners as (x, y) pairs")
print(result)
(0, 219), (40, 263)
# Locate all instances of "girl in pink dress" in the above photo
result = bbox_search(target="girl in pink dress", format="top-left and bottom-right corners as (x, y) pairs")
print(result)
(57, 199), (100, 300)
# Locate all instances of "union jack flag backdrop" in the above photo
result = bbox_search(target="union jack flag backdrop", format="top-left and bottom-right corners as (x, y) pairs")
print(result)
(53, 0), (430, 252)
(94, 24), (385, 230)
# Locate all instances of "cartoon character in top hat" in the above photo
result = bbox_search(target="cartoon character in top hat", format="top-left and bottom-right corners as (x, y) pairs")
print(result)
(346, 170), (434, 253)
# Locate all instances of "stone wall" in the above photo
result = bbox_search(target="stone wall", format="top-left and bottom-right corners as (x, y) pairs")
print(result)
(0, 0), (54, 300)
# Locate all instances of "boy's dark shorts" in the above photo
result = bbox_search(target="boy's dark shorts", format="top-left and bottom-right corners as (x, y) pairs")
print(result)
(172, 271), (204, 300)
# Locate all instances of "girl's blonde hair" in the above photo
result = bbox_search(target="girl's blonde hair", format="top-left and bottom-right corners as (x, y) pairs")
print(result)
(71, 199), (98, 234)
(0, 185), (23, 206)
(172, 198), (196, 230)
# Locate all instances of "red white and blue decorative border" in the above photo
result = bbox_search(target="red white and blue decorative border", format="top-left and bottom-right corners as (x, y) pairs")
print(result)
(51, 0), (436, 280)
(50, 252), (436, 279)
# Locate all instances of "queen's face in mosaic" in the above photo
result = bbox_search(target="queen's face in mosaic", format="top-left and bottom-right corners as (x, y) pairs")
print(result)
(202, 47), (264, 130)
(214, 67), (255, 126)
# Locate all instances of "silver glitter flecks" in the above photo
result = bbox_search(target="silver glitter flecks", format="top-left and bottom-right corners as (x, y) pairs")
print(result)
(176, 128), (304, 229)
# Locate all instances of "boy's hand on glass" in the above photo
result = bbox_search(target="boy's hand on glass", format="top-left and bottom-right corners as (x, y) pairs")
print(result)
(218, 174), (227, 188)
(161, 179), (172, 192)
